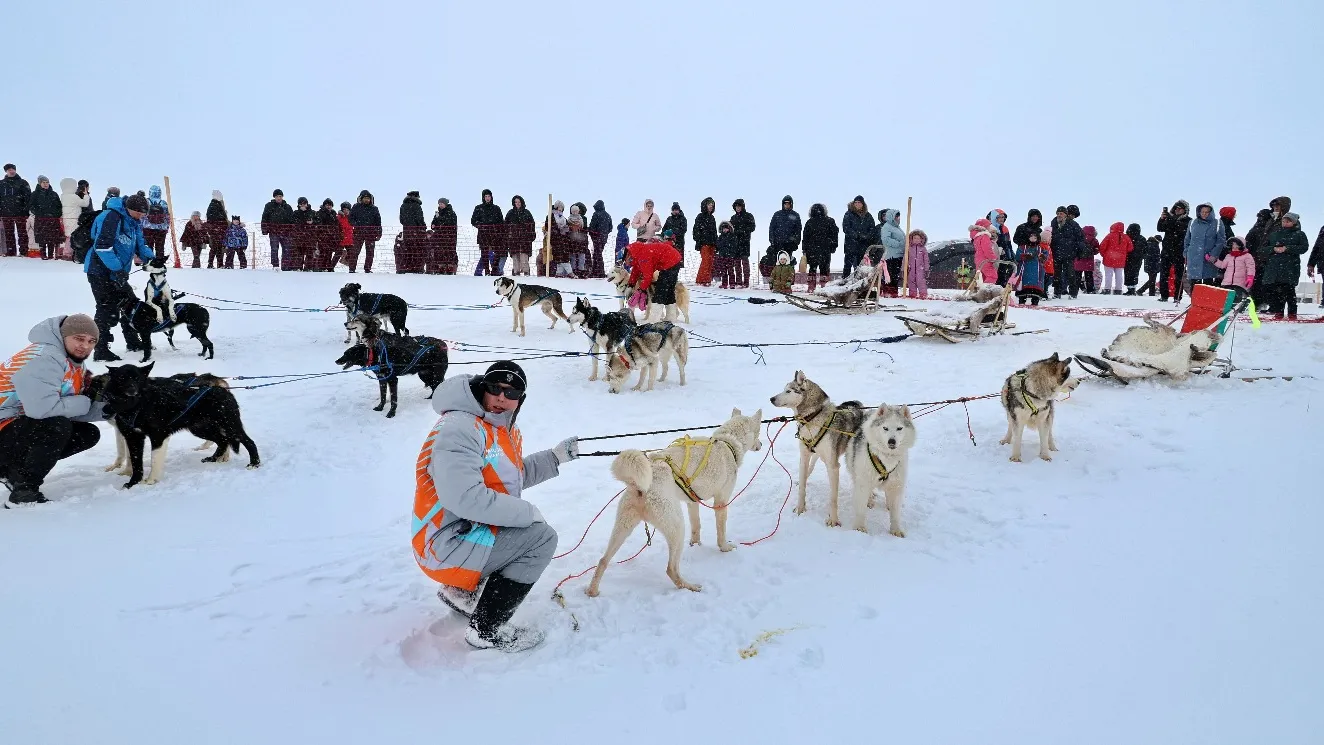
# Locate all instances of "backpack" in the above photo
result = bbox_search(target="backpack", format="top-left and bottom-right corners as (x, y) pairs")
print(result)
(71, 209), (101, 263)
(145, 201), (169, 229)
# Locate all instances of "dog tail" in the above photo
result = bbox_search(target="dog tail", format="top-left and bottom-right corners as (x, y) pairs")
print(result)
(672, 328), (689, 367)
(611, 449), (653, 494)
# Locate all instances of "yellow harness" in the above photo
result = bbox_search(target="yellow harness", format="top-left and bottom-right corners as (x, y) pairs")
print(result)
(865, 445), (891, 481)
(796, 407), (857, 451)
(1010, 372), (1042, 415)
(658, 435), (739, 503)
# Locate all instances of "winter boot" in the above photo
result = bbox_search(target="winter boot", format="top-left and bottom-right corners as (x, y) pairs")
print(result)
(437, 578), (487, 619)
(663, 304), (678, 322)
(464, 573), (544, 652)
(4, 485), (48, 508)
(93, 345), (122, 362)
(1124, 288), (1136, 296)
(807, 275), (817, 293)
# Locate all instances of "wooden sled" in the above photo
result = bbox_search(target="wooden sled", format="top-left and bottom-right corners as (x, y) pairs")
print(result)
(784, 293), (906, 316)
(894, 284), (1015, 342)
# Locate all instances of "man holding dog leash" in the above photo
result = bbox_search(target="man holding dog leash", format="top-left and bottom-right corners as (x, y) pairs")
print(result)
(84, 192), (156, 362)
(413, 361), (580, 652)
(0, 314), (109, 507)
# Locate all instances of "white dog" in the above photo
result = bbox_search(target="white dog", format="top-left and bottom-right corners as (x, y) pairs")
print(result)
(585, 408), (763, 596)
(844, 404), (916, 536)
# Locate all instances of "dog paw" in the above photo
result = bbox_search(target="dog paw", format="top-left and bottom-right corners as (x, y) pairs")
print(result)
(678, 582), (702, 593)
(689, 538), (701, 547)
(866, 497), (876, 509)
(889, 527), (906, 538)
(588, 375), (597, 381)
(1009, 455), (1022, 463)
(1039, 453), (1052, 462)
(792, 504), (807, 515)
(998, 437), (1010, 445)
(142, 478), (158, 486)
(825, 518), (841, 528)
(718, 542), (736, 553)
(584, 587), (600, 598)
(104, 464), (120, 472)
(122, 481), (138, 490)
(1049, 444), (1059, 452)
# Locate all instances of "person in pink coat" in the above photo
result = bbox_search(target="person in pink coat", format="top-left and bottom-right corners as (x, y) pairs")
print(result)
(1212, 237), (1255, 301)
(969, 218), (999, 284)
(905, 229), (930, 298)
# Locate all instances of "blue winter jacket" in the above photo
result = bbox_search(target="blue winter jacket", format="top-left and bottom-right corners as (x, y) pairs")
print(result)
(879, 209), (906, 260)
(1183, 204), (1222, 281)
(143, 185), (171, 232)
(225, 223), (249, 249)
(84, 197), (155, 277)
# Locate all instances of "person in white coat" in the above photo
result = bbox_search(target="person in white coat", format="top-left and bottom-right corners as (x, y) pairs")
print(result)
(59, 178), (90, 260)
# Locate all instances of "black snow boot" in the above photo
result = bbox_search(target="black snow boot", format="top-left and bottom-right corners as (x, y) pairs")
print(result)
(93, 345), (122, 362)
(464, 573), (544, 652)
(437, 577), (487, 619)
(5, 485), (48, 508)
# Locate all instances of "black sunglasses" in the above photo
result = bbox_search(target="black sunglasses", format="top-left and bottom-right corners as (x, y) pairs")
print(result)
(483, 381), (524, 400)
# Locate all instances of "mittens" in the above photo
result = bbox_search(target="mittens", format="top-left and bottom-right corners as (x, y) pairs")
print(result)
(552, 437), (579, 464)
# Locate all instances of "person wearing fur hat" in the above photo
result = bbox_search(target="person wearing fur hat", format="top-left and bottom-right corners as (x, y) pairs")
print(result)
(1261, 212), (1308, 318)
(502, 196), (534, 277)
(567, 204), (591, 277)
(1014, 227), (1047, 305)
(1156, 200), (1192, 302)
(398, 191), (427, 274)
(800, 203), (838, 293)
(729, 199), (756, 288)
(205, 190), (228, 269)
(0, 315), (110, 507)
(0, 163), (32, 256)
(877, 208), (907, 296)
(101, 187), (121, 211)
(415, 361), (579, 652)
(429, 197), (460, 275)
(261, 189), (295, 269)
(471, 189), (506, 276)
(29, 176), (65, 260)
(224, 215), (249, 269)
(714, 220), (739, 289)
(770, 250), (795, 294)
(841, 196), (874, 279)
(905, 229), (930, 299)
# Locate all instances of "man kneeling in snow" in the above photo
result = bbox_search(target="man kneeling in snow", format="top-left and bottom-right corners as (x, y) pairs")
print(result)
(0, 315), (109, 507)
(413, 361), (580, 652)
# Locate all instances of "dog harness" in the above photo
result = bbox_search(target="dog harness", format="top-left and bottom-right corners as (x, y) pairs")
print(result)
(796, 406), (857, 450)
(1009, 371), (1043, 415)
(147, 276), (168, 302)
(656, 435), (740, 503)
(865, 444), (891, 481)
(366, 337), (439, 380)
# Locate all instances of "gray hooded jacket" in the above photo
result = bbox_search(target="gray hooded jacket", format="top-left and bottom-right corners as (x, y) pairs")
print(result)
(879, 208), (906, 260)
(0, 317), (108, 425)
(1183, 202), (1222, 281)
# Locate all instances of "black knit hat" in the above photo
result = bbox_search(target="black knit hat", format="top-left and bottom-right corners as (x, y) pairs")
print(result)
(322, 198), (334, 207)
(407, 190), (420, 198)
(124, 194), (149, 213)
(2, 163), (15, 171)
(297, 196), (309, 205)
(273, 189), (284, 197)
(482, 361), (527, 392)
(1067, 204), (1080, 218)
(1055, 205), (1067, 214)
(340, 201), (351, 210)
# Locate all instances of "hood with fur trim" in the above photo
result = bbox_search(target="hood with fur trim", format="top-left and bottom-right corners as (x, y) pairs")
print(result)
(809, 203), (826, 219)
(909, 229), (928, 246)
(969, 218), (995, 238)
(849, 195), (868, 214)
(1269, 196), (1291, 215)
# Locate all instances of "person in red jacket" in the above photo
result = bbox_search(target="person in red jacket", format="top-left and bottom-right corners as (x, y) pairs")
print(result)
(1097, 222), (1133, 295)
(625, 237), (683, 321)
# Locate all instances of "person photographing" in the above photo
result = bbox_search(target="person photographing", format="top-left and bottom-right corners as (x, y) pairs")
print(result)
(412, 361), (579, 652)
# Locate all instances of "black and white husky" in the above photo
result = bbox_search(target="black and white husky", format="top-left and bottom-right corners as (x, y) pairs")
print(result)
(845, 404), (916, 536)
(117, 296), (214, 362)
(340, 282), (409, 343)
(567, 296), (637, 380)
(493, 277), (571, 336)
(604, 321), (689, 394)
(144, 256), (177, 324)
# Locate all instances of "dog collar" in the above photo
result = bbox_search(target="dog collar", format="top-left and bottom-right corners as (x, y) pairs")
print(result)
(616, 353), (631, 369)
(865, 444), (891, 480)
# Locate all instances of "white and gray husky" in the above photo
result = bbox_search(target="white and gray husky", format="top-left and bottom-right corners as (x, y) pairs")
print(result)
(845, 404), (916, 536)
(999, 352), (1072, 462)
(769, 370), (866, 528)
(586, 407), (763, 597)
(567, 296), (637, 381)
(604, 321), (689, 394)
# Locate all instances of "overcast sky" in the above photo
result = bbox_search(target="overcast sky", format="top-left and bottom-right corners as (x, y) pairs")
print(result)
(8, 0), (1320, 240)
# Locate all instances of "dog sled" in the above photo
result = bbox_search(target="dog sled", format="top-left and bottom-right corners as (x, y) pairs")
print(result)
(894, 282), (1015, 343)
(785, 262), (905, 316)
(1074, 285), (1248, 384)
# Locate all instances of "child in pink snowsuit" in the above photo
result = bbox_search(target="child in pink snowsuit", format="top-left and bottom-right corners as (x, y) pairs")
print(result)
(970, 218), (999, 284)
(1212, 236), (1255, 302)
(906, 229), (930, 298)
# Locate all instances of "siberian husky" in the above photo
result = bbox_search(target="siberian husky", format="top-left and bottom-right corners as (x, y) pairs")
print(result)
(999, 352), (1072, 462)
(567, 296), (637, 380)
(608, 265), (691, 323)
(585, 407), (764, 597)
(340, 282), (409, 344)
(845, 404), (916, 536)
(493, 277), (570, 337)
(603, 321), (689, 394)
(144, 257), (177, 324)
(769, 370), (866, 527)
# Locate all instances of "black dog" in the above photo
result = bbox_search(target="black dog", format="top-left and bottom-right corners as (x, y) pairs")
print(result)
(335, 334), (448, 418)
(340, 282), (409, 343)
(98, 362), (260, 489)
(116, 296), (214, 362)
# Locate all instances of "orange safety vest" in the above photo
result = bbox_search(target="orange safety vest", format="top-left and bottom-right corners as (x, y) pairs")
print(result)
(0, 343), (84, 433)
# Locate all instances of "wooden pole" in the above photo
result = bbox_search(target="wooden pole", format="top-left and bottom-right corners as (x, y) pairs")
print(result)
(900, 196), (913, 297)
(544, 193), (553, 276)
(163, 176), (182, 268)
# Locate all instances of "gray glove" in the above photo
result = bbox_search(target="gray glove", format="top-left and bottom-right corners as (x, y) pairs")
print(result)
(552, 437), (579, 464)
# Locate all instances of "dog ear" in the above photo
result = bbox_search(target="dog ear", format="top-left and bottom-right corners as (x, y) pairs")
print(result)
(1048, 352), (1060, 361)
(899, 405), (912, 420)
(141, 362), (155, 376)
(731, 407), (742, 418)
(793, 370), (805, 383)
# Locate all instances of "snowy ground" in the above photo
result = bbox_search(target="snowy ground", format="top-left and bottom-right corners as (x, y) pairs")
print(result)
(1, 259), (1321, 744)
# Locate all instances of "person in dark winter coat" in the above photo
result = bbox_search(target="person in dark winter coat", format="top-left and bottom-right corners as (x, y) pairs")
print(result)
(288, 198), (316, 271)
(204, 191), (228, 270)
(1137, 235), (1163, 295)
(314, 199), (340, 271)
(0, 164), (32, 256)
(348, 190), (382, 273)
(1183, 203), (1223, 291)
(767, 195), (802, 268)
(84, 194), (155, 359)
(841, 195), (874, 278)
(1123, 223), (1147, 294)
(691, 198), (718, 285)
(662, 202), (687, 266)
(1015, 226), (1049, 306)
(1308, 225), (1324, 280)
(429, 198), (459, 275)
(1076, 225), (1100, 294)
(801, 203), (839, 293)
(615, 219), (630, 267)
(1245, 207), (1274, 306)
(180, 211), (207, 269)
(472, 189), (506, 276)
(587, 200), (612, 278)
(729, 199), (756, 288)
(1012, 209), (1044, 250)
(1156, 199), (1191, 302)
(398, 191), (427, 274)
(504, 196), (536, 276)
(714, 221), (739, 289)
(29, 176), (65, 260)
(261, 190), (296, 269)
(1261, 212), (1308, 318)
(1050, 206), (1085, 298)
(986, 209), (1014, 285)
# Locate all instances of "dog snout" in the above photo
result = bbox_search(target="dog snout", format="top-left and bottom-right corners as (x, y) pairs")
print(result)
(887, 438), (897, 449)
